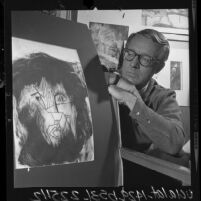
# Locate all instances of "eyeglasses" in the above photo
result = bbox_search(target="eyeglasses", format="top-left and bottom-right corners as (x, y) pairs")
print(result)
(123, 48), (160, 67)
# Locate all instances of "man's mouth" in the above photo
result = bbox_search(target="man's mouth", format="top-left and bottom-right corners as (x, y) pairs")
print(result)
(121, 71), (139, 84)
(125, 71), (138, 78)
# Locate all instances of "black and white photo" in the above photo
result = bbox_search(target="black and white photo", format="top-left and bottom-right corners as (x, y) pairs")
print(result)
(12, 37), (94, 169)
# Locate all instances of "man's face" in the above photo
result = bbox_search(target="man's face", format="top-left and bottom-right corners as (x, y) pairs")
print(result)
(121, 34), (163, 89)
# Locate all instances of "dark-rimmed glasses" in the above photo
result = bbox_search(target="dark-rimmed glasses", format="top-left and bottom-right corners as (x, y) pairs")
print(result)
(123, 48), (160, 67)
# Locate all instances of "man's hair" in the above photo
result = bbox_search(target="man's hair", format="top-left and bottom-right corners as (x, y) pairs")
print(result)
(126, 29), (170, 63)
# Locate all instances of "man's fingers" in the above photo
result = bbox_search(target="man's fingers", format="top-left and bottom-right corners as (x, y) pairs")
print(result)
(117, 78), (136, 93)
(108, 85), (127, 100)
(108, 73), (119, 85)
(107, 73), (137, 94)
(108, 85), (137, 110)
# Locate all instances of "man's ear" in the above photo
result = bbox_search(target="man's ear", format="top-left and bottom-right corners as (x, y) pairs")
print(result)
(155, 62), (165, 74)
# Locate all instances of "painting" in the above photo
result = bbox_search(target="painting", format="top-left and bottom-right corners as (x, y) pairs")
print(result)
(142, 9), (188, 30)
(41, 10), (59, 17)
(170, 61), (182, 90)
(89, 22), (129, 70)
(12, 37), (94, 169)
(41, 10), (77, 21)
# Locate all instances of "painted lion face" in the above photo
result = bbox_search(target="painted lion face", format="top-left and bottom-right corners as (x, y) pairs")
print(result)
(14, 77), (77, 148)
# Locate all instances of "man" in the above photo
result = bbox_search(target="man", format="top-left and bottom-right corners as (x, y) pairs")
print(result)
(108, 29), (185, 156)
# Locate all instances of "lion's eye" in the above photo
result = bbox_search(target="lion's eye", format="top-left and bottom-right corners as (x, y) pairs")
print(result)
(35, 95), (41, 101)
(55, 94), (67, 105)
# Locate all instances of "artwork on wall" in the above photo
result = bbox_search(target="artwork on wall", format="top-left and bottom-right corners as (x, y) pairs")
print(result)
(170, 61), (182, 90)
(12, 37), (94, 169)
(151, 46), (189, 106)
(141, 9), (189, 41)
(41, 10), (59, 17)
(142, 9), (188, 30)
(89, 22), (129, 70)
(41, 10), (77, 21)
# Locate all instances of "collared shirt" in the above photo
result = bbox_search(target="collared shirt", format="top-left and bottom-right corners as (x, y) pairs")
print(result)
(120, 78), (185, 155)
(139, 80), (150, 95)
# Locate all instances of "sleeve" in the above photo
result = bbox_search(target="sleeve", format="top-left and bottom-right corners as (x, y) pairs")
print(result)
(129, 89), (185, 155)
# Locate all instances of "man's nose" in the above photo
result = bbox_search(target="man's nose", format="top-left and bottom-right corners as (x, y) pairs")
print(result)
(129, 56), (140, 69)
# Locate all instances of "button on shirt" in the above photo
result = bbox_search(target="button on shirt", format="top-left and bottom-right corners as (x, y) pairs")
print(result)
(136, 112), (140, 116)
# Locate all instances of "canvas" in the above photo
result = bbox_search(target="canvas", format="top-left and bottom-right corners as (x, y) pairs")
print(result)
(89, 22), (129, 70)
(12, 37), (94, 169)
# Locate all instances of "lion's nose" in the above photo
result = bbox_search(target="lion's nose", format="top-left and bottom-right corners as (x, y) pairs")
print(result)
(52, 113), (62, 122)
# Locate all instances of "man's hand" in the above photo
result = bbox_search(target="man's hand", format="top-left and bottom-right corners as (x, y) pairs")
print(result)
(108, 74), (143, 110)
(116, 77), (142, 100)
(108, 85), (137, 111)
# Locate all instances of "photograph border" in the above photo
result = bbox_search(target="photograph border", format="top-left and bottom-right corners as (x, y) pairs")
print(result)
(4, 0), (198, 200)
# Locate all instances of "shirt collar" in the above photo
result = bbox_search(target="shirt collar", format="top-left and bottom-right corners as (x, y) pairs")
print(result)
(139, 81), (150, 95)
(139, 78), (157, 103)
